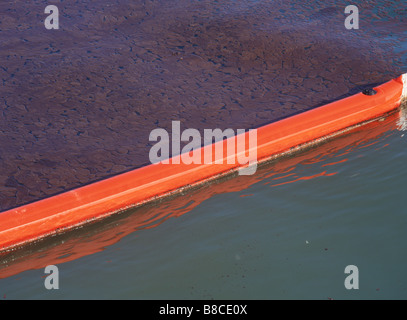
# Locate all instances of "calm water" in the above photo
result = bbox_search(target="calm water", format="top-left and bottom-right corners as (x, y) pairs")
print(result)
(1, 107), (407, 300)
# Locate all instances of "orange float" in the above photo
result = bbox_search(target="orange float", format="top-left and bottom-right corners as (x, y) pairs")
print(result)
(0, 109), (401, 278)
(0, 74), (406, 252)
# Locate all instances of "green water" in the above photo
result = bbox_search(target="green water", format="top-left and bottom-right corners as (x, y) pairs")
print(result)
(1, 110), (407, 300)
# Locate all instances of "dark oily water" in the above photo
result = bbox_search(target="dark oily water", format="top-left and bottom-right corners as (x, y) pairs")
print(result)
(0, 106), (406, 299)
(0, 0), (406, 211)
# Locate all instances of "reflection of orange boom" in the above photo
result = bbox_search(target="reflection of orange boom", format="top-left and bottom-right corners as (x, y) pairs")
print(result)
(0, 108), (402, 278)
(0, 75), (405, 254)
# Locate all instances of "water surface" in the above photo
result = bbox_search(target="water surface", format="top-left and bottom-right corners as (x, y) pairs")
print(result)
(1, 108), (406, 299)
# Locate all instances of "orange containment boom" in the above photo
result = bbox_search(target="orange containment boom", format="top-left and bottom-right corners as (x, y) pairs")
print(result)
(1, 74), (406, 252)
